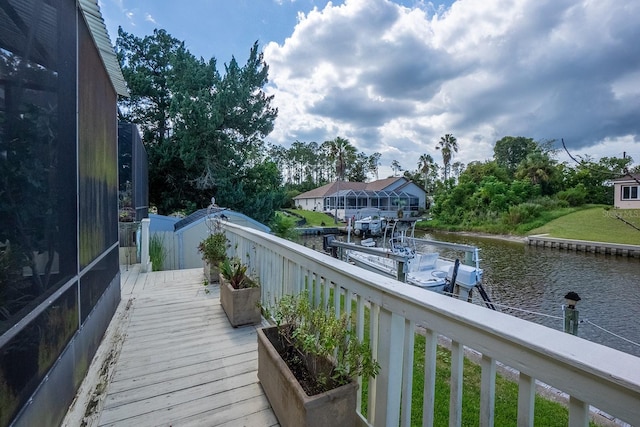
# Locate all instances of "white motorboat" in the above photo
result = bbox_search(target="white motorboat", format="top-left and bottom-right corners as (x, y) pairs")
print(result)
(353, 208), (387, 237)
(347, 218), (486, 300)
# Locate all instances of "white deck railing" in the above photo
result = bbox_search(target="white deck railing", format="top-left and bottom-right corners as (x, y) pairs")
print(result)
(222, 222), (640, 427)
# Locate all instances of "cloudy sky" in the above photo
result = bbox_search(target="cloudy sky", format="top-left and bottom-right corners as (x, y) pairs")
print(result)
(99, 0), (640, 178)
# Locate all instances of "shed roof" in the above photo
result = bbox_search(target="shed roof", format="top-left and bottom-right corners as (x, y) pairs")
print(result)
(173, 208), (270, 233)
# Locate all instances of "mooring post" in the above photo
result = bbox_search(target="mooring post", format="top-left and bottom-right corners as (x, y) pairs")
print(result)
(563, 291), (581, 335)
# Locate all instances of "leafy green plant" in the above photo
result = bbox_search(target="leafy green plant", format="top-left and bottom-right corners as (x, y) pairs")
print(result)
(219, 257), (257, 289)
(197, 232), (229, 265)
(149, 233), (167, 271)
(270, 212), (300, 241)
(271, 292), (379, 391)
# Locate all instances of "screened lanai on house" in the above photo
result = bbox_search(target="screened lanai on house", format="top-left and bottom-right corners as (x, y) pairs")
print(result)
(323, 190), (420, 218)
(294, 177), (427, 221)
(324, 189), (420, 216)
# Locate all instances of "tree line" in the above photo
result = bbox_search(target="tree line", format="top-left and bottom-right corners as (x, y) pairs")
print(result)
(116, 28), (637, 229)
(269, 138), (381, 191)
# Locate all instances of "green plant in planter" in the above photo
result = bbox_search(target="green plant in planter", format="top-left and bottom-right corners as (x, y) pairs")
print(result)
(219, 257), (258, 289)
(272, 292), (380, 393)
(197, 232), (229, 265)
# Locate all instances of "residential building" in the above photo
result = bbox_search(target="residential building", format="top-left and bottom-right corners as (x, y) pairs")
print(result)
(293, 177), (427, 220)
(612, 174), (640, 209)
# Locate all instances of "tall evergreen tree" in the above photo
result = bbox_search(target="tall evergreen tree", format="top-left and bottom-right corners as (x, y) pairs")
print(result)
(117, 30), (280, 219)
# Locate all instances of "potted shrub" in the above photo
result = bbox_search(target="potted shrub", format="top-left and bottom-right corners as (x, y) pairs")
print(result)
(197, 232), (228, 282)
(219, 257), (261, 327)
(258, 292), (380, 427)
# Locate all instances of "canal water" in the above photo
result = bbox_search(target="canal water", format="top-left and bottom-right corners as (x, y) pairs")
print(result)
(301, 232), (640, 358)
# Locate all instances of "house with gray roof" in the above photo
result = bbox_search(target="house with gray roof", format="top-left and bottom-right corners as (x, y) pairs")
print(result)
(293, 177), (427, 220)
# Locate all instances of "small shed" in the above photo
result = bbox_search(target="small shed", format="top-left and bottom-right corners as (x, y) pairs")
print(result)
(150, 208), (270, 270)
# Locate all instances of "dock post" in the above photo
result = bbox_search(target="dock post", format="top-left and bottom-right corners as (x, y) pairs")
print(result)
(563, 292), (581, 335)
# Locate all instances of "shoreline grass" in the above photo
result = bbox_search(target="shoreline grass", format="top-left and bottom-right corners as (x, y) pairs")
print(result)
(528, 207), (640, 245)
(283, 208), (336, 227)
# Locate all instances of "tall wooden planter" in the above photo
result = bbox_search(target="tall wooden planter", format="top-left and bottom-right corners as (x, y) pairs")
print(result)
(257, 326), (358, 427)
(219, 275), (261, 327)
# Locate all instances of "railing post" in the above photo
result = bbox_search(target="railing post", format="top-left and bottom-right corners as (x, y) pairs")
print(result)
(373, 309), (405, 426)
(140, 218), (151, 272)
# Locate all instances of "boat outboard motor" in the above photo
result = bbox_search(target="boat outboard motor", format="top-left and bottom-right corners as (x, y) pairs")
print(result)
(444, 259), (460, 294)
(323, 235), (338, 258)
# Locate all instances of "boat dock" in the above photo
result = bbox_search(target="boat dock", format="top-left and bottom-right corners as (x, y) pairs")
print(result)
(295, 226), (343, 235)
(526, 234), (640, 258)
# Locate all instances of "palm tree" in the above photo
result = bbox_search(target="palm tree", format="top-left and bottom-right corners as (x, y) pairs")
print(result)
(418, 154), (434, 189)
(435, 134), (458, 181)
(325, 137), (356, 181)
(325, 137), (356, 223)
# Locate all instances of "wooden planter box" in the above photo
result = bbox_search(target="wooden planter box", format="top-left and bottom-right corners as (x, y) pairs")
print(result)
(257, 326), (358, 427)
(219, 275), (261, 327)
(203, 260), (220, 283)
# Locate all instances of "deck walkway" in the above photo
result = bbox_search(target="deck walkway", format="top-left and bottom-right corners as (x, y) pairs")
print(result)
(63, 266), (279, 427)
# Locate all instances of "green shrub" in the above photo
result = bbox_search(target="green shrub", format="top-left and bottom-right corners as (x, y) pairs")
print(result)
(271, 292), (380, 391)
(197, 232), (229, 264)
(502, 203), (543, 226)
(270, 212), (300, 241)
(149, 234), (167, 271)
(556, 184), (587, 207)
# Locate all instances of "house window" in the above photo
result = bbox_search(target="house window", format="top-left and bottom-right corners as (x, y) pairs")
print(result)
(622, 185), (640, 200)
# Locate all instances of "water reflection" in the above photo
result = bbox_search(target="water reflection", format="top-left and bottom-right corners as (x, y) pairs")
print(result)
(301, 232), (640, 357)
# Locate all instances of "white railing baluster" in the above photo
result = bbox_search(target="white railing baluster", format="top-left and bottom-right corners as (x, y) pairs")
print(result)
(356, 294), (365, 412)
(373, 309), (405, 427)
(480, 354), (496, 427)
(401, 320), (415, 427)
(517, 373), (535, 426)
(369, 303), (380, 425)
(450, 341), (463, 427)
(422, 328), (437, 427)
(568, 396), (589, 427)
(345, 289), (353, 323)
(333, 283), (341, 317)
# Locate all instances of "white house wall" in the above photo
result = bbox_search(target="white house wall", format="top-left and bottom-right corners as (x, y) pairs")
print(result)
(614, 183), (640, 209)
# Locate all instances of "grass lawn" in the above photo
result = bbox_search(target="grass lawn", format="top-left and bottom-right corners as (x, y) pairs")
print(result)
(528, 207), (640, 245)
(284, 208), (337, 227)
(327, 285), (603, 426)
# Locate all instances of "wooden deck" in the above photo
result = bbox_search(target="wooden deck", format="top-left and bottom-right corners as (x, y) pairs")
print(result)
(66, 266), (279, 427)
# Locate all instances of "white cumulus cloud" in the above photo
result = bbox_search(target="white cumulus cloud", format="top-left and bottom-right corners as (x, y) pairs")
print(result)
(264, 0), (640, 176)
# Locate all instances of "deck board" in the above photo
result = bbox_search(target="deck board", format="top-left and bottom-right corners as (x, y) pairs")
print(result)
(90, 267), (278, 427)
